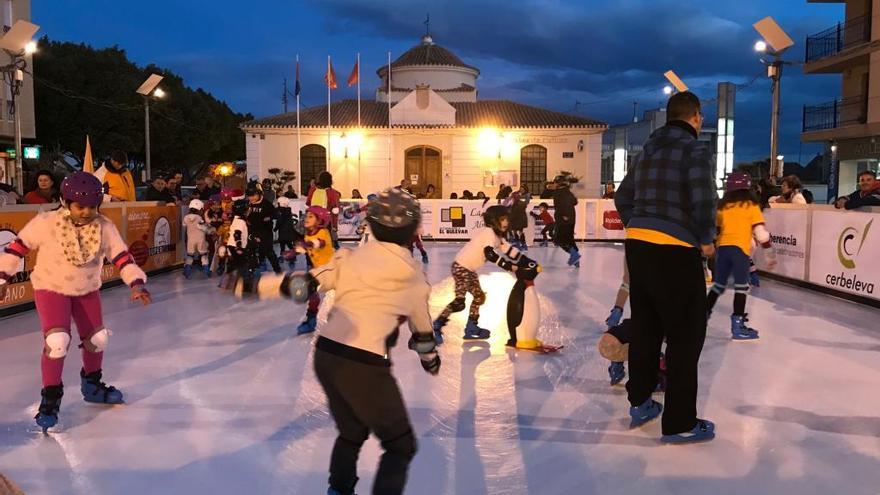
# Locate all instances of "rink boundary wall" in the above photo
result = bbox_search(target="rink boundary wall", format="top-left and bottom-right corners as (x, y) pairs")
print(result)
(0, 202), (184, 316)
(756, 270), (880, 309)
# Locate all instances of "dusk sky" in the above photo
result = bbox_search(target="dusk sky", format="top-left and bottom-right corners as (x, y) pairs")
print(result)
(35, 0), (845, 163)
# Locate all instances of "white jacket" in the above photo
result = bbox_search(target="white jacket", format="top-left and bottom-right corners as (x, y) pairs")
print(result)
(454, 227), (509, 272)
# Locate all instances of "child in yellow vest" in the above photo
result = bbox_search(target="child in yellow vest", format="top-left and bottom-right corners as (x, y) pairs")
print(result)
(295, 205), (334, 334)
(707, 172), (777, 340)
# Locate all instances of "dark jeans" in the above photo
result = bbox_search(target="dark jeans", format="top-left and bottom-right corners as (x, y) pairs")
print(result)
(554, 222), (576, 252)
(253, 235), (281, 273)
(314, 344), (416, 495)
(625, 239), (707, 435)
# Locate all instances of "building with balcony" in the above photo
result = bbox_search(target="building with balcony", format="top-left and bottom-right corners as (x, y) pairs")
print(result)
(802, 0), (880, 195)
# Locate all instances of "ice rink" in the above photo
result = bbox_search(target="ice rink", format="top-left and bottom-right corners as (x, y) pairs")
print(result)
(1, 243), (879, 495)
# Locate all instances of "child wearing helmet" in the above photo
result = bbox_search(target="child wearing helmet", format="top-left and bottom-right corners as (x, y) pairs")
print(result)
(183, 199), (213, 278)
(0, 171), (152, 432)
(220, 196), (254, 290)
(236, 187), (437, 495)
(432, 204), (523, 342)
(707, 172), (778, 340)
(245, 182), (282, 274)
(292, 205), (335, 334)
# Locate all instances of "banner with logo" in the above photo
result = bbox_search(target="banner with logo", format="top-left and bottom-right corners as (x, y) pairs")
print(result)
(753, 208), (808, 280)
(808, 210), (879, 301)
(337, 200), (365, 239)
(597, 200), (625, 239)
(434, 200), (488, 239)
(419, 200), (434, 238)
(0, 211), (40, 308)
(125, 205), (179, 273)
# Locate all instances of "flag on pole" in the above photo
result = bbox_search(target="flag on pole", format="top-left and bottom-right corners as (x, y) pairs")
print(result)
(325, 58), (338, 89)
(347, 58), (359, 87)
(295, 59), (301, 97)
(83, 135), (94, 173)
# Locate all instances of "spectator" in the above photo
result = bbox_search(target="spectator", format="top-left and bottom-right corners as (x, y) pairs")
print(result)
(615, 91), (717, 444)
(144, 175), (177, 204)
(23, 170), (59, 204)
(770, 175), (806, 204)
(425, 184), (439, 199)
(476, 191), (487, 200)
(495, 184), (508, 201)
(262, 178), (276, 204)
(351, 189), (363, 199)
(450, 192), (459, 199)
(284, 185), (298, 199)
(756, 177), (780, 209)
(0, 166), (20, 205)
(835, 170), (880, 210)
(461, 190), (474, 200)
(802, 189), (814, 204)
(203, 175), (221, 198)
(398, 179), (413, 195)
(602, 181), (616, 199)
(103, 151), (136, 202)
(194, 178), (208, 199)
(167, 171), (184, 201)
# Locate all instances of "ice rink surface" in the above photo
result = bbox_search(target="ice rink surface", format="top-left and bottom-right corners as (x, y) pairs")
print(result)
(1, 243), (879, 495)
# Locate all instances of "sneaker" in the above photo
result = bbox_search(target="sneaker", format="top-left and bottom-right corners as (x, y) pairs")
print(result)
(608, 361), (625, 386)
(629, 398), (662, 428)
(661, 419), (715, 444)
(463, 319), (490, 340)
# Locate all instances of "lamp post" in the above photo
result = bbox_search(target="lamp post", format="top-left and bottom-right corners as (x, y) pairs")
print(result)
(0, 21), (39, 195)
(753, 17), (794, 180)
(136, 74), (165, 180)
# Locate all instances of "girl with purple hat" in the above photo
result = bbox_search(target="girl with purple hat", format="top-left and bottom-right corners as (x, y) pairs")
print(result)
(0, 171), (152, 432)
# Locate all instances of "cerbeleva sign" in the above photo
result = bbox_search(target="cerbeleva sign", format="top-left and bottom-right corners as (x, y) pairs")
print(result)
(809, 211), (878, 299)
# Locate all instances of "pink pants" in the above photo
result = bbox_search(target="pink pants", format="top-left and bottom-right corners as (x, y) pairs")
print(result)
(34, 290), (104, 387)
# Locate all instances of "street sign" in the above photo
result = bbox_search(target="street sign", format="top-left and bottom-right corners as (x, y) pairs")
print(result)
(23, 146), (39, 159)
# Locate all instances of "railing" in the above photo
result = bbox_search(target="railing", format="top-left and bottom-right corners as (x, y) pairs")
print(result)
(805, 14), (872, 63)
(802, 96), (866, 132)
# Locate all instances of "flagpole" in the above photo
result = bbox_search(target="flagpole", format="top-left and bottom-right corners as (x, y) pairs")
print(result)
(296, 54), (301, 184)
(327, 55), (331, 169)
(387, 51), (392, 187)
(357, 52), (361, 128)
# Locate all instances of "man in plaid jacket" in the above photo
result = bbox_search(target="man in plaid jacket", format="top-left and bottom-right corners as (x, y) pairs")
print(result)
(614, 91), (718, 444)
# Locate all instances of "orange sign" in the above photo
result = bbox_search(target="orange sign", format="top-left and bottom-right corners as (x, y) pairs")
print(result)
(0, 211), (41, 308)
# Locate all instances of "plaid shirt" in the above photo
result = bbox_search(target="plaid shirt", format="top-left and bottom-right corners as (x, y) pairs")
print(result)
(615, 121), (717, 247)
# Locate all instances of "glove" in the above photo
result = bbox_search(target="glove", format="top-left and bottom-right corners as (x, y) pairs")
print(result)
(483, 246), (514, 271)
(281, 272), (317, 303)
(409, 333), (440, 375)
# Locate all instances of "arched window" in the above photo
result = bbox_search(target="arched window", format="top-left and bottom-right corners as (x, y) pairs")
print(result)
(520, 145), (547, 195)
(300, 144), (326, 195)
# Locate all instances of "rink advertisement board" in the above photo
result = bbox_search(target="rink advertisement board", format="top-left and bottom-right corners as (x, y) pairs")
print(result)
(754, 208), (809, 280)
(0, 203), (183, 313)
(596, 200), (625, 240)
(433, 200), (489, 239)
(808, 210), (880, 301)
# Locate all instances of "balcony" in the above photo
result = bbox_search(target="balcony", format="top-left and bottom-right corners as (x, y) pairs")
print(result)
(805, 15), (872, 69)
(803, 96), (866, 132)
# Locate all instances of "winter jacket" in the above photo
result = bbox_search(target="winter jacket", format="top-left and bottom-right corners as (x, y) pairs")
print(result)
(306, 185), (341, 227)
(144, 186), (176, 203)
(246, 199), (276, 239)
(615, 121), (717, 247)
(507, 192), (530, 230)
(840, 185), (880, 210)
(552, 187), (578, 225)
(275, 207), (297, 242)
(102, 166), (136, 202)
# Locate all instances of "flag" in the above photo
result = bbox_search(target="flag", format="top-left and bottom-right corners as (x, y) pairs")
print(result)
(295, 60), (301, 97)
(347, 59), (359, 87)
(83, 135), (94, 173)
(325, 58), (337, 89)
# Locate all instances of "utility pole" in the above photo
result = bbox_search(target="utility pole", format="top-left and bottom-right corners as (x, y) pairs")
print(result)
(769, 56), (782, 178)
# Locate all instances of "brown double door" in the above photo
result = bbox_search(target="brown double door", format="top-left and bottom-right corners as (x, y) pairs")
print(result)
(405, 146), (442, 198)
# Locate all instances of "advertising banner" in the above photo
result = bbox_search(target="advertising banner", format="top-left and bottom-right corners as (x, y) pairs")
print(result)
(124, 205), (179, 273)
(0, 211), (39, 308)
(434, 200), (488, 239)
(808, 210), (879, 301)
(597, 200), (625, 240)
(419, 200), (434, 239)
(753, 208), (808, 280)
(337, 200), (365, 240)
(583, 201), (598, 239)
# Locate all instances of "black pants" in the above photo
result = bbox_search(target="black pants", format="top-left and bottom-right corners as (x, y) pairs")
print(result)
(253, 234), (281, 273)
(624, 239), (706, 435)
(555, 222), (576, 252)
(541, 224), (554, 242)
(314, 343), (416, 495)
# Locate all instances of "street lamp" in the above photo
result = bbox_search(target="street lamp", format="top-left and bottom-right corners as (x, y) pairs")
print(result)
(0, 20), (40, 195)
(753, 16), (794, 180)
(136, 74), (165, 181)
(663, 85), (673, 96)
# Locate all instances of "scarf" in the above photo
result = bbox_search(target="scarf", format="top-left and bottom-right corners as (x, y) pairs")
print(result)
(56, 209), (102, 267)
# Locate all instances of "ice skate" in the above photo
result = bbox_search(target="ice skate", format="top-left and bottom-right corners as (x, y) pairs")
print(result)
(34, 384), (63, 433)
(183, 264), (192, 279)
(297, 313), (317, 335)
(203, 264), (212, 278)
(567, 249), (581, 267)
(463, 319), (490, 340)
(661, 419), (715, 444)
(432, 317), (447, 344)
(608, 361), (625, 386)
(731, 314), (759, 341)
(749, 271), (760, 287)
(629, 398), (662, 428)
(421, 251), (429, 264)
(80, 369), (124, 404)
(605, 306), (623, 328)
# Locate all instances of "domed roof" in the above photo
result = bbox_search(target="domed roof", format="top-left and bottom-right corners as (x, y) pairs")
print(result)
(377, 36), (480, 76)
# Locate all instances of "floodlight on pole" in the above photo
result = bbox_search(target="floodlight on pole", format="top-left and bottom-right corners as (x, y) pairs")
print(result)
(663, 85), (673, 96)
(0, 20), (40, 195)
(663, 70), (689, 93)
(754, 40), (767, 53)
(753, 16), (794, 180)
(137, 74), (165, 181)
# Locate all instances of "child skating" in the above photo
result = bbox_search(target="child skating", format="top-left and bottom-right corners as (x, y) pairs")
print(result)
(531, 202), (555, 247)
(237, 188), (438, 495)
(707, 172), (777, 340)
(183, 198), (213, 278)
(432, 205), (522, 343)
(0, 172), (152, 432)
(292, 205), (334, 334)
(275, 196), (300, 269)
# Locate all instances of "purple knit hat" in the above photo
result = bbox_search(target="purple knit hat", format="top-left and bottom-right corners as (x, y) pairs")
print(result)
(61, 171), (104, 207)
(725, 172), (752, 192)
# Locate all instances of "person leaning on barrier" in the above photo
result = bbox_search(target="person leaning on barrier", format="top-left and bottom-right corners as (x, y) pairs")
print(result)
(835, 170), (880, 210)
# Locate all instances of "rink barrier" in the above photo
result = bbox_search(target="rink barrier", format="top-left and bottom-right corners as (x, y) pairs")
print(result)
(0, 202), (183, 316)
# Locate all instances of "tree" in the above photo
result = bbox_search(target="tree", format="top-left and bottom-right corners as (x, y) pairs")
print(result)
(32, 37), (252, 183)
(266, 167), (297, 196)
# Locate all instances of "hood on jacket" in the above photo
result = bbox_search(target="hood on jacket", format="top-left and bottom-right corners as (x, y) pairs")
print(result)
(345, 241), (422, 293)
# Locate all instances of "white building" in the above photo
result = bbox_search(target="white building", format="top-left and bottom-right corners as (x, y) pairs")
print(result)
(241, 35), (606, 198)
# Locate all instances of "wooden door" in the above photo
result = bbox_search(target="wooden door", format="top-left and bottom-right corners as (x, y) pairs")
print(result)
(404, 146), (442, 198)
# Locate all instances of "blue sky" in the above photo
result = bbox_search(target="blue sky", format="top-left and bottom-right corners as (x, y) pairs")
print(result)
(34, 0), (845, 163)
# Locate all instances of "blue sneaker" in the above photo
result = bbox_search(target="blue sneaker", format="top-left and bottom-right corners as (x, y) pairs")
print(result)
(661, 419), (715, 444)
(605, 306), (624, 328)
(432, 317), (447, 344)
(35, 385), (63, 432)
(463, 319), (490, 340)
(609, 361), (625, 386)
(183, 264), (192, 279)
(731, 314), (759, 341)
(80, 369), (124, 404)
(297, 314), (317, 335)
(629, 398), (662, 428)
(567, 249), (581, 267)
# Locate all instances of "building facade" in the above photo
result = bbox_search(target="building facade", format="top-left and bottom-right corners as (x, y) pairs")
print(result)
(0, 0), (36, 183)
(802, 0), (880, 196)
(242, 36), (606, 199)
